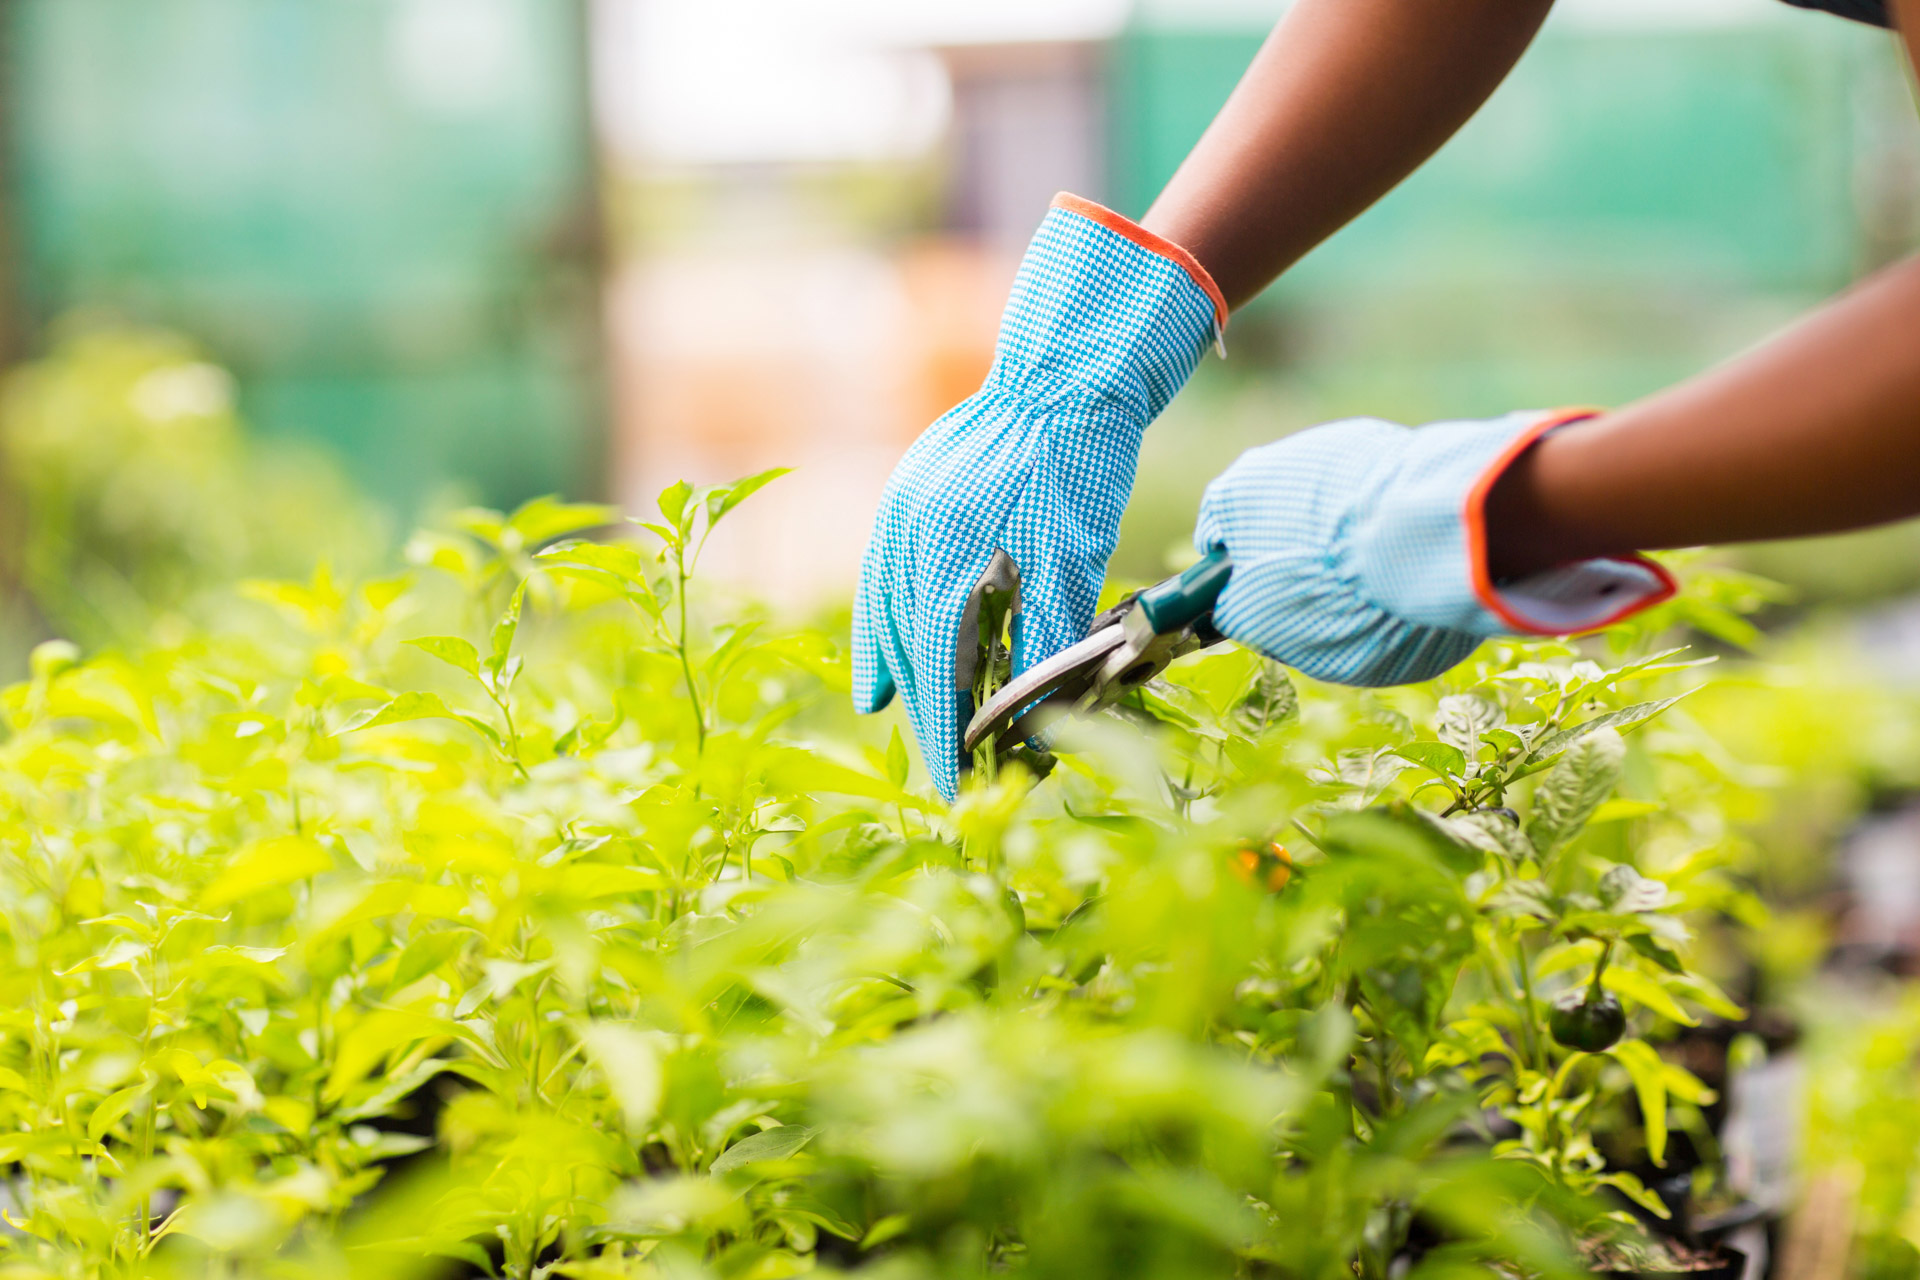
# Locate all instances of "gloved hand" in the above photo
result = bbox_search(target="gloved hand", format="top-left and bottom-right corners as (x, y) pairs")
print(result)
(1194, 409), (1676, 686)
(854, 194), (1226, 800)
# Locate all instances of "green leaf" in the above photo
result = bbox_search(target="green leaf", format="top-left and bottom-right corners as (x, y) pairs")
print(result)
(1394, 741), (1468, 779)
(1329, 748), (1410, 801)
(774, 1192), (863, 1241)
(1525, 728), (1625, 852)
(88, 1082), (149, 1143)
(1589, 798), (1663, 824)
(1610, 1040), (1672, 1166)
(506, 495), (619, 547)
(30, 640), (81, 682)
(704, 467), (793, 531)
(198, 945), (289, 970)
(325, 1010), (498, 1102)
(487, 581), (527, 680)
(885, 726), (910, 789)
(452, 711), (508, 750)
(762, 748), (922, 809)
(1602, 967), (1698, 1027)
(1529, 696), (1685, 762)
(1434, 695), (1503, 754)
(1595, 1169), (1672, 1219)
(1444, 811), (1534, 862)
(703, 621), (764, 687)
(449, 506), (508, 548)
(390, 931), (470, 992)
(1235, 661), (1299, 735)
(582, 1022), (666, 1132)
(1664, 971), (1745, 1021)
(335, 691), (458, 736)
(710, 1124), (817, 1176)
(657, 480), (695, 544)
(630, 519), (680, 549)
(1598, 865), (1667, 913)
(1625, 933), (1685, 974)
(552, 863), (665, 899)
(405, 636), (480, 678)
(861, 1214), (911, 1250)
(1533, 939), (1605, 980)
(1481, 727), (1525, 757)
(205, 836), (334, 908)
(361, 573), (415, 612)
(535, 539), (657, 591)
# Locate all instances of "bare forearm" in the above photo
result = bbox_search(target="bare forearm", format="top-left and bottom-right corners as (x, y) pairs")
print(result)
(1140, 0), (1555, 309)
(1485, 0), (1920, 579)
(1486, 252), (1920, 578)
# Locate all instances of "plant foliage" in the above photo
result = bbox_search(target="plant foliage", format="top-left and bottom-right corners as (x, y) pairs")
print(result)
(0, 472), (1782, 1279)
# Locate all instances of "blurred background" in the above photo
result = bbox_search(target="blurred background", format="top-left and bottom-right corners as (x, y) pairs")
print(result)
(3, 0), (1917, 632)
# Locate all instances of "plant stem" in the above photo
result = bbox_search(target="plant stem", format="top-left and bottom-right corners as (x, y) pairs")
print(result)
(675, 550), (707, 755)
(972, 625), (1001, 789)
(1588, 939), (1614, 999)
(1512, 934), (1547, 1076)
(488, 687), (531, 781)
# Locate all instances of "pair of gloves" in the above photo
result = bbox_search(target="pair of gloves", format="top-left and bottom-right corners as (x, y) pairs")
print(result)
(854, 194), (1675, 800)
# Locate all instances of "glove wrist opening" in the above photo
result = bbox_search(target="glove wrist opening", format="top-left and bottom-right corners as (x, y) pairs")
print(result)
(1050, 193), (1229, 343)
(1464, 408), (1679, 635)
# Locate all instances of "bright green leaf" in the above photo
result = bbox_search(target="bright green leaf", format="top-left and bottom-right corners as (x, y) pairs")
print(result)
(704, 467), (793, 531)
(710, 1124), (817, 1177)
(1602, 967), (1699, 1027)
(1525, 728), (1625, 852)
(1394, 741), (1468, 779)
(205, 836), (333, 908)
(406, 635), (480, 677)
(1610, 1040), (1672, 1165)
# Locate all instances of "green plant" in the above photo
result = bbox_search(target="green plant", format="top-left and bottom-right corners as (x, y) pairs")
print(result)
(0, 470), (1801, 1280)
(1093, 627), (1758, 1254)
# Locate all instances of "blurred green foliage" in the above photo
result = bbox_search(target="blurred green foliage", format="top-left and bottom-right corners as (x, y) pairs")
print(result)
(0, 448), (1890, 1278)
(0, 322), (383, 656)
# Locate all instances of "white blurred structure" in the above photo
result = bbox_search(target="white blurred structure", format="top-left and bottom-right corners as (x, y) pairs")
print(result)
(592, 0), (1130, 170)
(591, 0), (1133, 608)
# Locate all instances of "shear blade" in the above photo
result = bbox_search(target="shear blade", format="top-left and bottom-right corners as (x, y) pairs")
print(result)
(962, 625), (1126, 754)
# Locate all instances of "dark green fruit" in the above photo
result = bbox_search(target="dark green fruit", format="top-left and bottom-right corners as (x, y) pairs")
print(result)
(1549, 989), (1626, 1052)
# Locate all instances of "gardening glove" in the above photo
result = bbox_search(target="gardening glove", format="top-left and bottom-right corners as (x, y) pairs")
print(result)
(1194, 408), (1677, 686)
(854, 193), (1227, 800)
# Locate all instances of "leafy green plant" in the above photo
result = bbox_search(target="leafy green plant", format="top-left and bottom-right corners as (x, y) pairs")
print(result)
(0, 469), (1806, 1280)
(1092, 634), (1757, 1262)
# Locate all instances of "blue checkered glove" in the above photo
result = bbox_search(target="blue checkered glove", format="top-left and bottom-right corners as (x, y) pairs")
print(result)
(1194, 409), (1676, 686)
(854, 194), (1225, 800)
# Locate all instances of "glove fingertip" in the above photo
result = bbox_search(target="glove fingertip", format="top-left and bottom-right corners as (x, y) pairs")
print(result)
(853, 680), (896, 716)
(911, 691), (965, 804)
(851, 638), (897, 716)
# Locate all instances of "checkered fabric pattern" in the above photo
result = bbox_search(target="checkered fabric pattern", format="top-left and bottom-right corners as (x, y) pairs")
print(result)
(1194, 411), (1674, 687)
(853, 195), (1220, 800)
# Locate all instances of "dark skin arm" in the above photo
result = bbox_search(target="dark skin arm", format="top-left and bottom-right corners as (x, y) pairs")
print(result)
(1484, 246), (1920, 576)
(1140, 0), (1920, 580)
(1483, 0), (1920, 577)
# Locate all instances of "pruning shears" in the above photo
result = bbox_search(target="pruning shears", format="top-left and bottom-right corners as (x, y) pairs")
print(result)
(959, 548), (1234, 767)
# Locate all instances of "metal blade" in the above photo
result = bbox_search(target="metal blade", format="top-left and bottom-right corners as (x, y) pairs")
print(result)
(962, 625), (1126, 754)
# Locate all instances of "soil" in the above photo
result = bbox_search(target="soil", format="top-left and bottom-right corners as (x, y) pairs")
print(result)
(1583, 1237), (1744, 1277)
